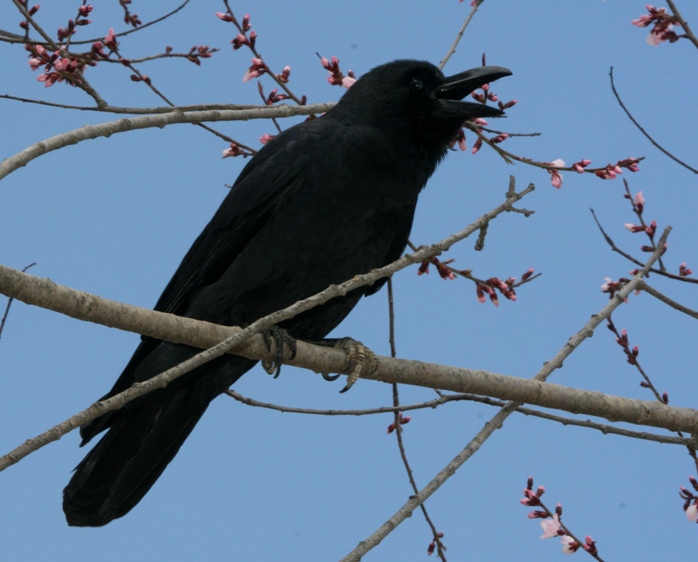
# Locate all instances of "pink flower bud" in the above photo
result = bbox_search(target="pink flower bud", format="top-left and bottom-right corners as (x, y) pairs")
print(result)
(215, 12), (234, 22)
(104, 28), (118, 49)
(572, 159), (591, 173)
(550, 170), (562, 189)
(242, 58), (267, 82)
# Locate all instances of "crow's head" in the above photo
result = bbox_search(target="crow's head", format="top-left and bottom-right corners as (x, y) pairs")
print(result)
(331, 59), (511, 152)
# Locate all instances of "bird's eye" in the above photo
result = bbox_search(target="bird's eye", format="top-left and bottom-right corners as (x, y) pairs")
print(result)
(409, 78), (424, 91)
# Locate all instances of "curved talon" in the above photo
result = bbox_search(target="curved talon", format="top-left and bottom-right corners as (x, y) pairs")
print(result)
(334, 337), (379, 393)
(321, 372), (341, 382)
(261, 326), (297, 378)
(261, 360), (278, 376)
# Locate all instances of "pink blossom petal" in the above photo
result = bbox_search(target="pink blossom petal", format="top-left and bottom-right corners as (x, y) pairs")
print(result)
(550, 170), (563, 189)
(540, 515), (561, 539)
(561, 535), (577, 554)
(687, 502), (698, 522)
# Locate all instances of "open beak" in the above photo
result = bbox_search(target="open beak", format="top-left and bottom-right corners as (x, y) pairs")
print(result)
(433, 66), (512, 119)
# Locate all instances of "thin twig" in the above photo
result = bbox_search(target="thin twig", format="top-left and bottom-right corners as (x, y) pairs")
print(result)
(590, 208), (697, 283)
(224, 389), (690, 446)
(221, 0), (306, 107)
(609, 67), (697, 174)
(439, 0), (484, 70)
(103, 40), (252, 151)
(11, 0), (107, 108)
(387, 278), (447, 560)
(606, 310), (698, 472)
(621, 179), (666, 270)
(639, 281), (698, 319)
(0, 96), (263, 114)
(0, 1), (192, 46)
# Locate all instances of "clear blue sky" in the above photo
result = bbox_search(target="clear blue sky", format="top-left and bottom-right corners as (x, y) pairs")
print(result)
(1, 1), (697, 560)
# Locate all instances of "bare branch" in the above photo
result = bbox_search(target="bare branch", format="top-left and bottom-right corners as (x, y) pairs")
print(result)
(609, 67), (698, 174)
(639, 281), (698, 319)
(225, 389), (690, 446)
(0, 96), (263, 114)
(0, 1), (193, 46)
(590, 208), (697, 283)
(0, 103), (334, 181)
(439, 0), (484, 70)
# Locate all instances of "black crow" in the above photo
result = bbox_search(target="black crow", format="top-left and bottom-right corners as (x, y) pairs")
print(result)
(62, 59), (511, 526)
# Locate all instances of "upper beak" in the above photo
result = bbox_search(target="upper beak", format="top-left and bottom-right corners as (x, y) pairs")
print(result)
(433, 65), (512, 119)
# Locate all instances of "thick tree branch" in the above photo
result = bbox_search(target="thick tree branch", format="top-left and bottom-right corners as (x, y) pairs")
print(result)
(1, 219), (696, 475)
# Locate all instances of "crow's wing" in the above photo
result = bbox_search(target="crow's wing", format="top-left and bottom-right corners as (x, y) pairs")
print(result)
(78, 119), (329, 444)
(154, 121), (326, 317)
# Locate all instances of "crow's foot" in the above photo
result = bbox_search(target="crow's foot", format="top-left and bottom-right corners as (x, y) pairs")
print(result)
(315, 337), (379, 393)
(261, 326), (297, 378)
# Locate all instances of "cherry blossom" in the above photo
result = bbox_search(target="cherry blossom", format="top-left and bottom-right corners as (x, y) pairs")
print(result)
(540, 514), (561, 539)
(548, 158), (565, 188)
(561, 535), (579, 554)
